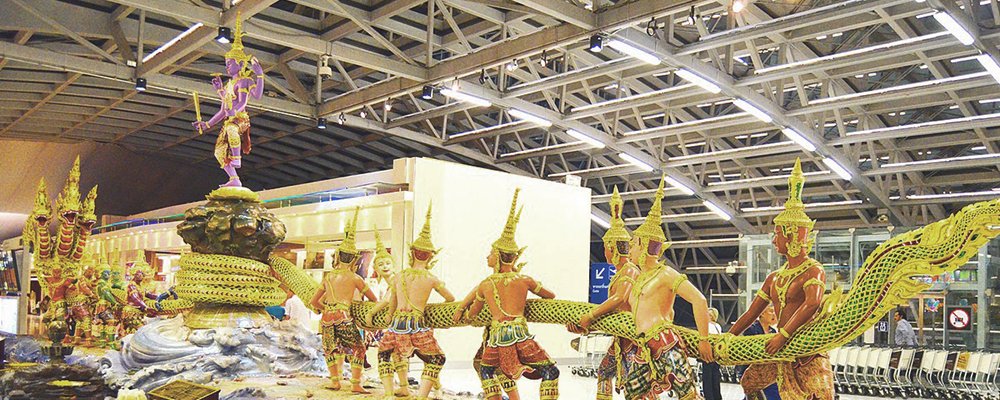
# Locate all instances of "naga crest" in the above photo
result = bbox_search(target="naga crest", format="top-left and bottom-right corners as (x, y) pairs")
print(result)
(57, 156), (83, 224)
(79, 185), (99, 231)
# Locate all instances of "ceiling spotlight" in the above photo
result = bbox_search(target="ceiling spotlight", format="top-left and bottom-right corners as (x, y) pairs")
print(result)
(478, 69), (489, 84)
(732, 0), (747, 13)
(215, 27), (232, 44)
(135, 77), (147, 91)
(360, 110), (367, 119)
(384, 99), (393, 112)
(318, 55), (333, 80)
(337, 112), (346, 125)
(317, 117), (327, 129)
(421, 85), (434, 100)
(589, 34), (604, 52)
(506, 59), (518, 72)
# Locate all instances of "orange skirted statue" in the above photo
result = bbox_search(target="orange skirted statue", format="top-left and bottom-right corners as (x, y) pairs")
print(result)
(729, 158), (835, 400)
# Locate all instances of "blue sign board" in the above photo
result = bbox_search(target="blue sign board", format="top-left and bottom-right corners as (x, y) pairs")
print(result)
(589, 262), (616, 304)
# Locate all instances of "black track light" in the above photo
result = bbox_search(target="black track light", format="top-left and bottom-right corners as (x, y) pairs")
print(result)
(589, 34), (604, 53)
(317, 117), (327, 129)
(216, 27), (232, 44)
(421, 85), (434, 100)
(135, 77), (147, 91)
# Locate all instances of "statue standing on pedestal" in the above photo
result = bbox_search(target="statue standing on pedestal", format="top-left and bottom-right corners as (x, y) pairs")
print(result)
(191, 13), (263, 188)
(310, 207), (377, 393)
(570, 186), (641, 400)
(728, 158), (835, 400)
(454, 189), (560, 400)
(623, 177), (714, 400)
(367, 205), (454, 400)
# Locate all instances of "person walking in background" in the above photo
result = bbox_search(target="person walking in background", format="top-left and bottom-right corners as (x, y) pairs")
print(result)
(701, 308), (724, 400)
(736, 304), (781, 400)
(894, 309), (918, 347)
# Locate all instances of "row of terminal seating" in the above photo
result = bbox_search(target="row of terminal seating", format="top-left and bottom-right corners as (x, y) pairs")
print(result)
(720, 346), (1000, 399)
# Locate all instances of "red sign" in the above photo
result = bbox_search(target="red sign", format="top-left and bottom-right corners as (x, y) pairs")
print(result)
(948, 307), (972, 331)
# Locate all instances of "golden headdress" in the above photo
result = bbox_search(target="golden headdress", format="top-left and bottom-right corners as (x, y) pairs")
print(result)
(773, 158), (815, 230)
(492, 189), (525, 255)
(224, 12), (251, 64)
(602, 186), (631, 245)
(337, 207), (361, 256)
(373, 227), (392, 265)
(32, 178), (51, 216)
(633, 176), (667, 243)
(130, 256), (153, 278)
(410, 203), (438, 253)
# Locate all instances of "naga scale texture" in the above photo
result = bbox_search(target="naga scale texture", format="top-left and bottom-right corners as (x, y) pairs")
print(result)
(155, 200), (1000, 365)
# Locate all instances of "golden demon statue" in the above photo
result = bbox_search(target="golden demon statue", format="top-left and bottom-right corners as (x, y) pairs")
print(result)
(569, 186), (642, 399)
(453, 189), (560, 400)
(309, 207), (377, 393)
(729, 158), (834, 399)
(367, 204), (454, 400)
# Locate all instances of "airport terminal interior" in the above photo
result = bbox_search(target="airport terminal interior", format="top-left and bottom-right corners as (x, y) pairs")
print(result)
(3, 0), (1000, 399)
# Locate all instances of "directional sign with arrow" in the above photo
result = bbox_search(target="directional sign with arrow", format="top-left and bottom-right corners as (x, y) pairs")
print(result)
(589, 262), (616, 304)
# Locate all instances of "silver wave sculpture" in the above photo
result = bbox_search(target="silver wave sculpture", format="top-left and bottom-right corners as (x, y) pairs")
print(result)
(100, 315), (327, 391)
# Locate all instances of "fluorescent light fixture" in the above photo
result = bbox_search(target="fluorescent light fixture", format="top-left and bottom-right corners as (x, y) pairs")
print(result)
(663, 175), (695, 196)
(755, 32), (949, 75)
(618, 153), (656, 172)
(591, 213), (611, 229)
(781, 128), (817, 152)
(439, 88), (492, 107)
(881, 153), (1000, 168)
(933, 12), (975, 46)
(674, 69), (722, 94)
(906, 190), (999, 200)
(144, 23), (204, 63)
(977, 54), (1000, 85)
(508, 109), (552, 127)
(822, 157), (852, 180)
(742, 199), (863, 213)
(606, 39), (661, 65)
(703, 201), (732, 221)
(565, 129), (605, 148)
(733, 99), (773, 123)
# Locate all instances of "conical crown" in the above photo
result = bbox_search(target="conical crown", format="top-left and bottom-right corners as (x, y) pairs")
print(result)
(773, 158), (815, 229)
(130, 257), (153, 277)
(633, 176), (666, 242)
(410, 203), (437, 253)
(81, 185), (98, 222)
(224, 12), (251, 63)
(492, 189), (524, 254)
(373, 226), (392, 264)
(602, 186), (631, 244)
(337, 207), (361, 255)
(58, 156), (82, 212)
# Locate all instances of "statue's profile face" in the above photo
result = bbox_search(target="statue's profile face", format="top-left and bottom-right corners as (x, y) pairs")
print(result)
(772, 226), (789, 256)
(603, 243), (615, 264)
(225, 58), (241, 76)
(486, 250), (498, 269)
(133, 270), (144, 282)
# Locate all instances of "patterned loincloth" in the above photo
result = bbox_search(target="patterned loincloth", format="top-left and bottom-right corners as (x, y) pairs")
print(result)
(624, 325), (700, 400)
(321, 319), (365, 360)
(481, 338), (555, 379)
(379, 329), (443, 359)
(741, 353), (834, 400)
(597, 336), (640, 392)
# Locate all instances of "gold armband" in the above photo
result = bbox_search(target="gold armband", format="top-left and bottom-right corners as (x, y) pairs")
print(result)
(671, 274), (688, 292)
(802, 277), (826, 290)
(475, 290), (485, 302)
(534, 281), (544, 292)
(779, 328), (791, 338)
(755, 290), (770, 302)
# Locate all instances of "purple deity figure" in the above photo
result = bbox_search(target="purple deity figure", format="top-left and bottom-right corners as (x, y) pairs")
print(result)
(192, 14), (264, 187)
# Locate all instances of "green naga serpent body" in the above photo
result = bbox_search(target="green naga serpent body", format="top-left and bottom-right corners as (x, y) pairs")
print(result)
(167, 200), (1000, 365)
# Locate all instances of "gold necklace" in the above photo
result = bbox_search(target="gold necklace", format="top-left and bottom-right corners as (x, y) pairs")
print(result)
(774, 258), (820, 310)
